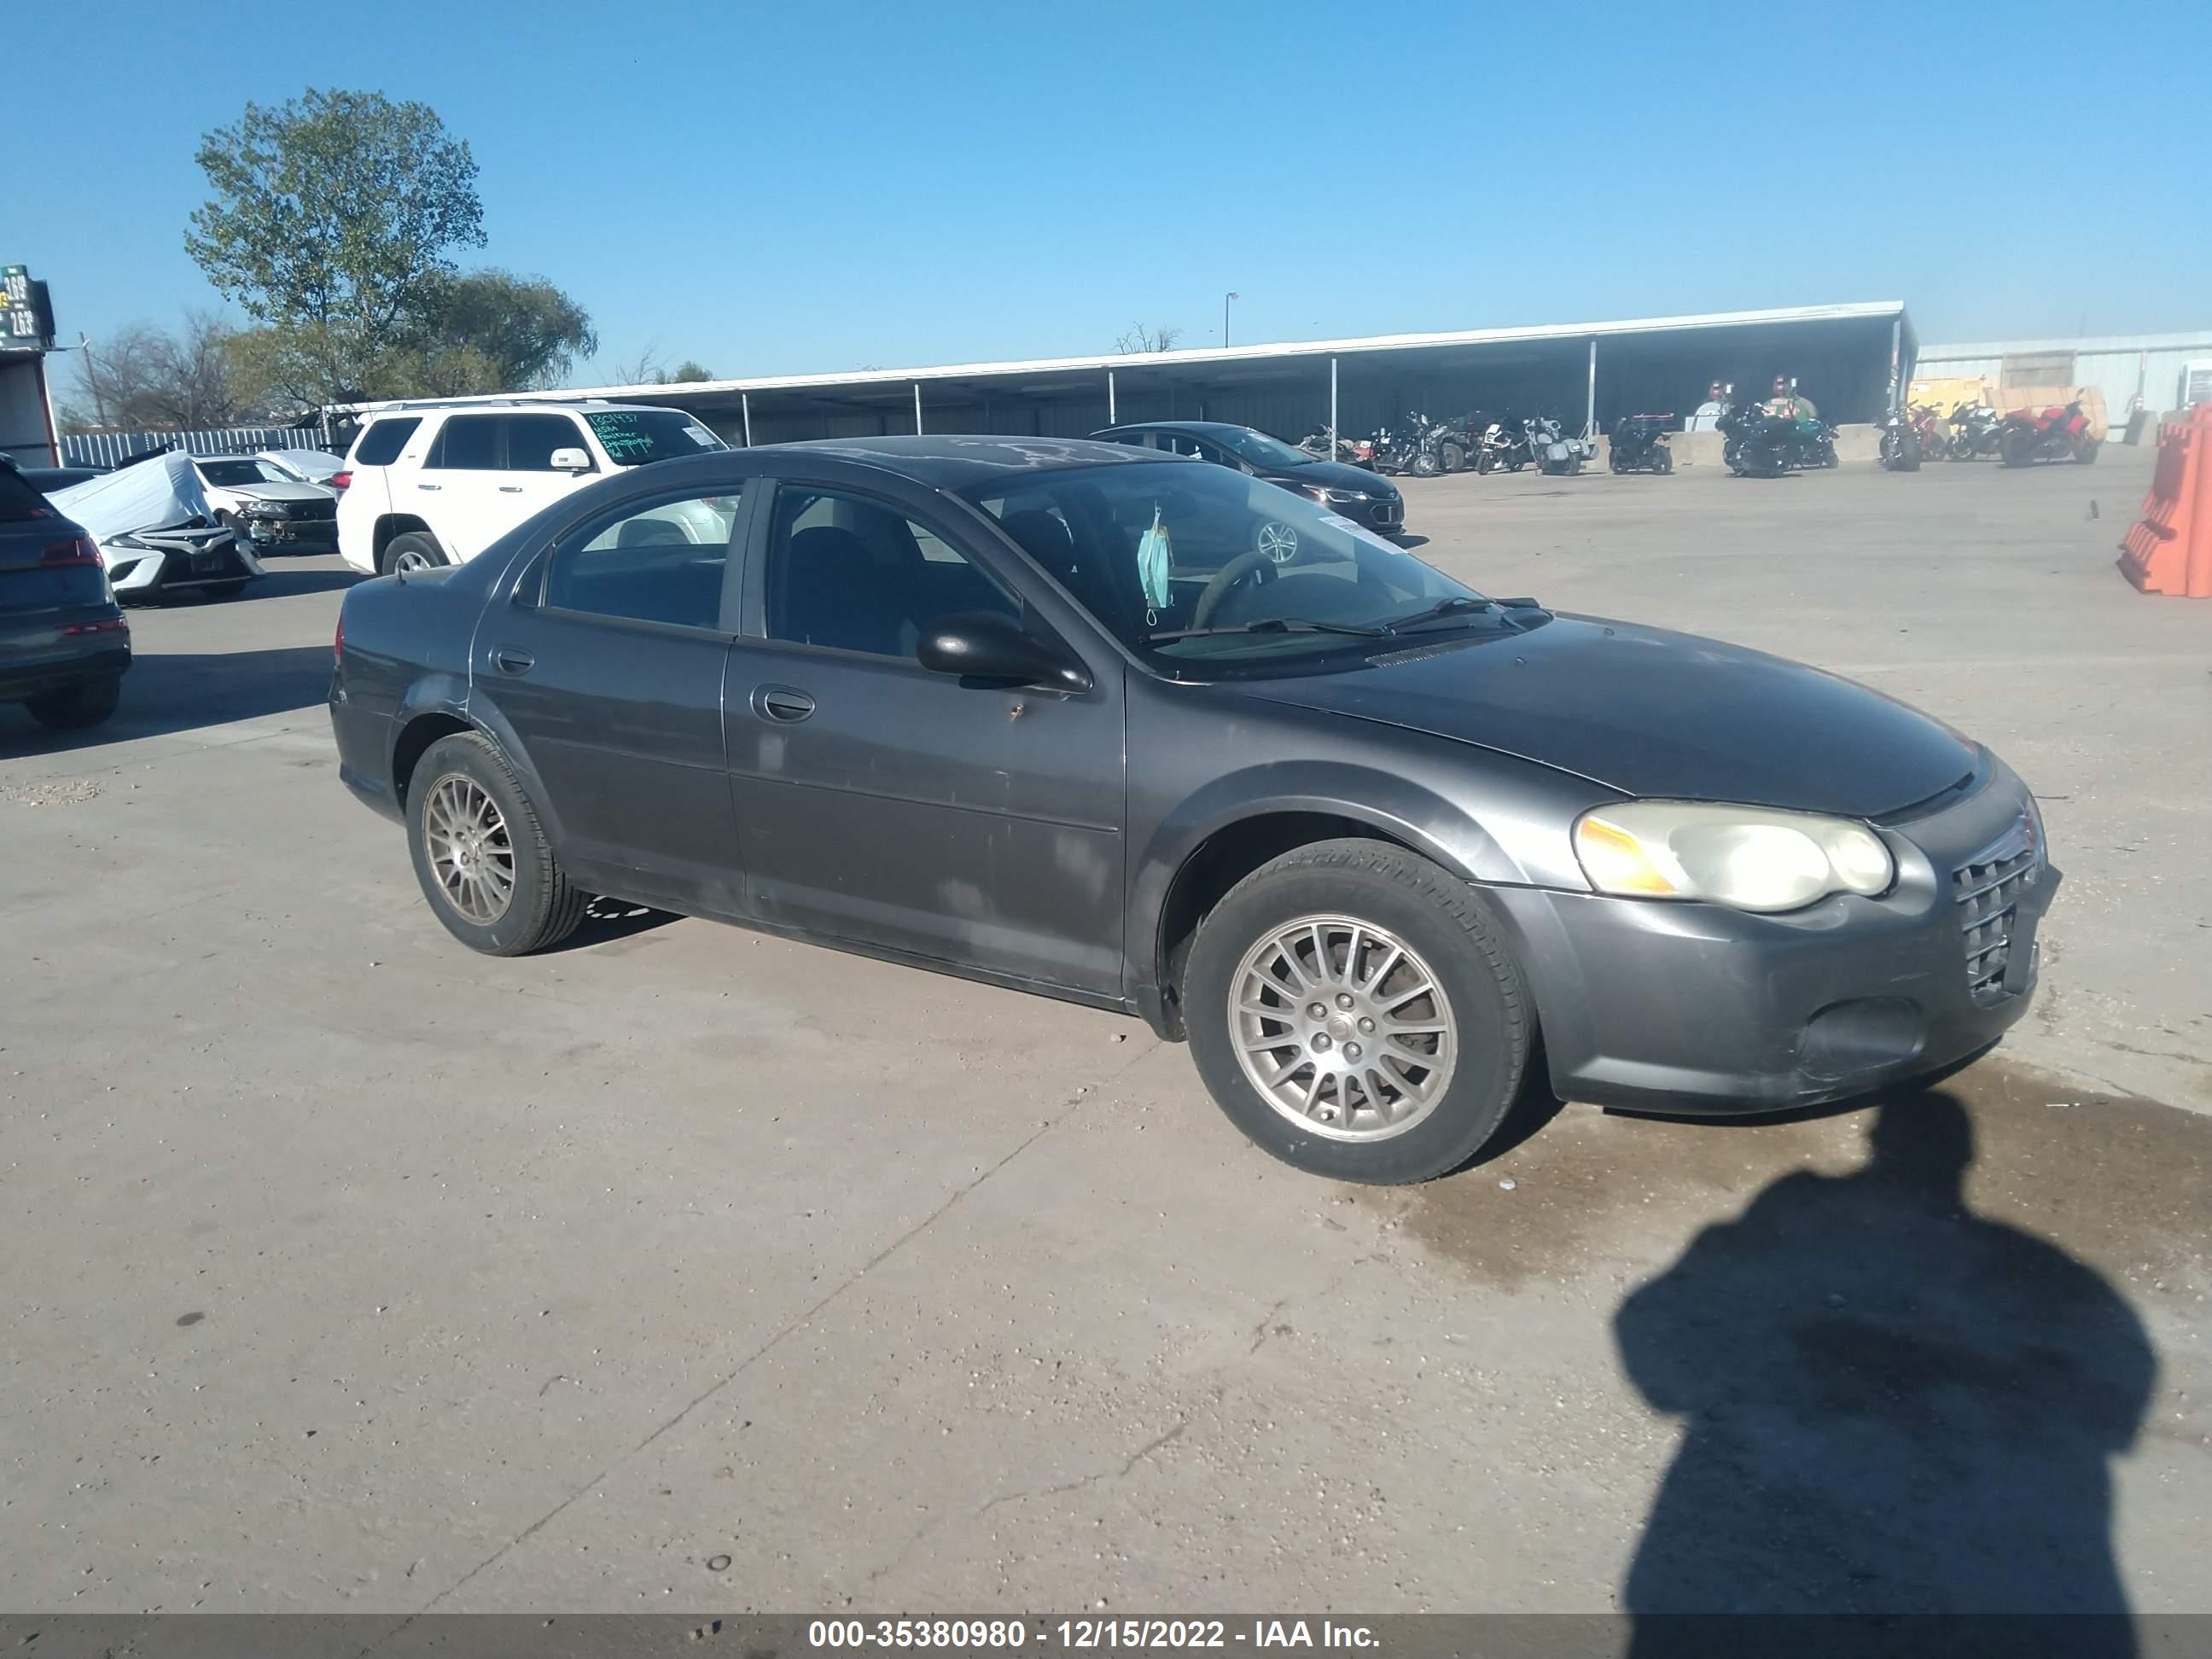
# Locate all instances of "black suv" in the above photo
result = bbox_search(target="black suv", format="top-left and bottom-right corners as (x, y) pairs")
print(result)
(331, 436), (2052, 1185)
(0, 457), (129, 731)
(1092, 421), (1406, 536)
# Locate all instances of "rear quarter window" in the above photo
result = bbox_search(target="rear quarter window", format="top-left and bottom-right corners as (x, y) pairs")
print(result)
(351, 418), (422, 468)
(0, 469), (57, 522)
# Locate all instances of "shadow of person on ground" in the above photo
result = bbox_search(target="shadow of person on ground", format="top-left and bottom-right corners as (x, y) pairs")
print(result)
(1615, 1088), (2153, 1650)
(0, 645), (336, 755)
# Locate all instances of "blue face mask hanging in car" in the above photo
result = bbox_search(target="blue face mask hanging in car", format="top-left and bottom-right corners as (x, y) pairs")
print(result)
(1138, 506), (1173, 620)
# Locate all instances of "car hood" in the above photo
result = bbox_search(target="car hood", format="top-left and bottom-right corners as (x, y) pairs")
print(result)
(1266, 457), (1397, 495)
(226, 481), (333, 504)
(1241, 612), (1977, 818)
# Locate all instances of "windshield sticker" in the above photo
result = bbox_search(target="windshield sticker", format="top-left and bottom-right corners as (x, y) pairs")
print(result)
(1138, 506), (1173, 616)
(1321, 513), (1400, 553)
(684, 425), (719, 446)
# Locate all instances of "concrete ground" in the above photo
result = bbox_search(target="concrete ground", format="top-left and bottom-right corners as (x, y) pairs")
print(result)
(0, 449), (2205, 1621)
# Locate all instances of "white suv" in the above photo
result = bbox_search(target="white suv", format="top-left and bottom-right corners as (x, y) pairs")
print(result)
(335, 400), (727, 575)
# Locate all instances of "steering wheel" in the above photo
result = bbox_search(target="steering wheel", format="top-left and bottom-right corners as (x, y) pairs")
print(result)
(1190, 522), (1301, 629)
(1191, 547), (1279, 629)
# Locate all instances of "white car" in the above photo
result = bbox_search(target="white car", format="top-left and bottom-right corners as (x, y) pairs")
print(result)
(253, 447), (346, 486)
(335, 400), (727, 575)
(190, 454), (340, 553)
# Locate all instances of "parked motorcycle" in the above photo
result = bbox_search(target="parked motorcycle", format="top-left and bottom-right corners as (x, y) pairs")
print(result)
(1944, 399), (2004, 462)
(1608, 413), (1674, 474)
(1528, 415), (1598, 476)
(1720, 399), (1836, 477)
(1907, 402), (1948, 461)
(1366, 424), (1414, 476)
(1998, 400), (2098, 468)
(1877, 406), (1924, 471)
(1295, 425), (1363, 465)
(1476, 419), (1532, 474)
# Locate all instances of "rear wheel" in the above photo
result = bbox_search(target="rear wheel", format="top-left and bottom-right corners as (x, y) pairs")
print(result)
(2000, 427), (2036, 468)
(1184, 839), (1531, 1185)
(405, 731), (589, 956)
(381, 533), (450, 575)
(1440, 440), (1466, 474)
(24, 676), (121, 731)
(2075, 437), (2101, 463)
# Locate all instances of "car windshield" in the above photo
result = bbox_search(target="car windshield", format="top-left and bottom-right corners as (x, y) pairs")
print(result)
(585, 410), (727, 467)
(198, 458), (282, 486)
(967, 461), (1495, 678)
(1211, 428), (1314, 469)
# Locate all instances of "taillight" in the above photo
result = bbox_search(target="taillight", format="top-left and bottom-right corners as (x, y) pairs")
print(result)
(334, 614), (345, 666)
(329, 470), (352, 491)
(60, 615), (128, 637)
(41, 536), (101, 567)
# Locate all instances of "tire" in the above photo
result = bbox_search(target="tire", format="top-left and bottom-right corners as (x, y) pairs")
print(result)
(405, 731), (590, 956)
(202, 579), (250, 600)
(1475, 450), (1495, 475)
(1656, 447), (1674, 474)
(381, 532), (450, 575)
(2000, 428), (2035, 469)
(1440, 441), (1466, 474)
(1821, 443), (1840, 469)
(2076, 438), (2100, 464)
(1610, 452), (1625, 474)
(24, 675), (121, 731)
(1897, 431), (1921, 471)
(1410, 450), (1441, 478)
(1183, 838), (1531, 1185)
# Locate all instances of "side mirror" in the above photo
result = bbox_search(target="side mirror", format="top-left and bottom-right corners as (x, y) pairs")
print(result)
(917, 611), (1091, 692)
(548, 446), (593, 473)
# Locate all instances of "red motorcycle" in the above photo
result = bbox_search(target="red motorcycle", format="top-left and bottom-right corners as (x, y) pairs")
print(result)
(1999, 400), (2099, 467)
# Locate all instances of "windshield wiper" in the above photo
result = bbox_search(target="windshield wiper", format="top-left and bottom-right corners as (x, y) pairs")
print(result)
(1150, 616), (1388, 643)
(1382, 595), (1499, 634)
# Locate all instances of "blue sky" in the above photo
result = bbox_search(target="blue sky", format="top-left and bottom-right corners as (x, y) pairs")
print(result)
(8, 1), (2202, 386)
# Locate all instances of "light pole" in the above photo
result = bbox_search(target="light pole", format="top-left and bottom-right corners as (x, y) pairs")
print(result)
(1224, 292), (1239, 349)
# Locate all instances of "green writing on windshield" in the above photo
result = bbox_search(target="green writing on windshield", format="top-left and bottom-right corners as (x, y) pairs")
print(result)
(586, 412), (658, 462)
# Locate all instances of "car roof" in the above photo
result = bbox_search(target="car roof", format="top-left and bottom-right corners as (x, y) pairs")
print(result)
(1097, 421), (1254, 437)
(775, 434), (1173, 490)
(358, 399), (692, 418)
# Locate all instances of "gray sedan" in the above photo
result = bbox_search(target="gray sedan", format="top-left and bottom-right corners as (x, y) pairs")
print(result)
(329, 436), (2056, 1184)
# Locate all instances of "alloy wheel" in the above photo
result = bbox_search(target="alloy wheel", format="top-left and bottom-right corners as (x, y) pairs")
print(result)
(423, 774), (516, 923)
(1229, 914), (1458, 1143)
(393, 545), (439, 573)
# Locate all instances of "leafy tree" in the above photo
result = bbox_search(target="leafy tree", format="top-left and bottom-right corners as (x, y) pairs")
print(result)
(416, 269), (597, 391)
(670, 360), (713, 383)
(185, 89), (486, 402)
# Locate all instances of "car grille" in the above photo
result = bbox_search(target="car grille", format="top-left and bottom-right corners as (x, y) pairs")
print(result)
(1954, 812), (2040, 1004)
(1370, 499), (1402, 527)
(273, 498), (336, 521)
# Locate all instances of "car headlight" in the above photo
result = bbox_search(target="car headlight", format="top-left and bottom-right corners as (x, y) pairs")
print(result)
(1572, 801), (1895, 913)
(1310, 486), (1365, 503)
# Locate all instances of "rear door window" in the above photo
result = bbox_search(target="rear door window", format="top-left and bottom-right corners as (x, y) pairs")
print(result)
(427, 416), (500, 469)
(351, 417), (422, 467)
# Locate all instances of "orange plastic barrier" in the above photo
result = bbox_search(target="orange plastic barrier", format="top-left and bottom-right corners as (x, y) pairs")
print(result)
(2120, 405), (2212, 597)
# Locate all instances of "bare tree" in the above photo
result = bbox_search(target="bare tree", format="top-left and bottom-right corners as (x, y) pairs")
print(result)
(1115, 322), (1184, 354)
(73, 311), (246, 430)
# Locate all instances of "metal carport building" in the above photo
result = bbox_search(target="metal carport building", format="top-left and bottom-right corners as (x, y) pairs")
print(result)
(339, 301), (1915, 449)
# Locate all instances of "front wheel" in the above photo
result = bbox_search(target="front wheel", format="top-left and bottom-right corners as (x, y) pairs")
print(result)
(24, 676), (121, 731)
(1656, 446), (1674, 474)
(1410, 450), (1441, 478)
(2075, 437), (2100, 463)
(405, 731), (591, 956)
(1183, 839), (1531, 1185)
(381, 532), (451, 575)
(2000, 428), (2036, 468)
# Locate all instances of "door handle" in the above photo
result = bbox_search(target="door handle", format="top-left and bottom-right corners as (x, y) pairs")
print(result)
(492, 647), (534, 675)
(416, 482), (441, 492)
(498, 485), (524, 493)
(753, 684), (815, 723)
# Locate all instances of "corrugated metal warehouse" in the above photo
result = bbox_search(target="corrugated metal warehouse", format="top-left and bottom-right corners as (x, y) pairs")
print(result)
(1914, 329), (2212, 422)
(338, 301), (1918, 447)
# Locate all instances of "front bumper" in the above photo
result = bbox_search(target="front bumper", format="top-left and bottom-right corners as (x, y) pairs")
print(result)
(245, 515), (339, 553)
(105, 538), (265, 600)
(1489, 766), (2058, 1114)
